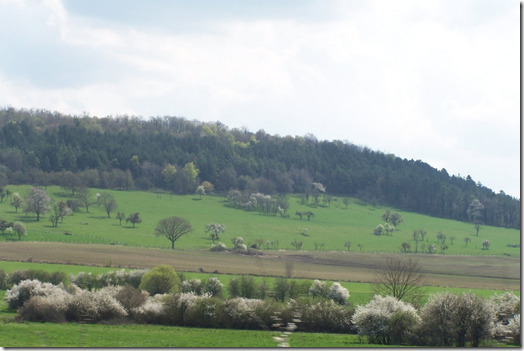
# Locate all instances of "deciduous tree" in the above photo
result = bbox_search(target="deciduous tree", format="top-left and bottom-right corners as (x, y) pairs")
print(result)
(372, 258), (426, 305)
(155, 216), (192, 249)
(24, 187), (51, 221)
(126, 212), (142, 227)
(97, 192), (118, 218)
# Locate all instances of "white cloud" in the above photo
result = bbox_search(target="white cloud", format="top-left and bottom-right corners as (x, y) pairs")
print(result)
(0, 0), (519, 197)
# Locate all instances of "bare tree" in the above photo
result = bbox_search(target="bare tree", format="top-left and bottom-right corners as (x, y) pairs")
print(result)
(59, 171), (84, 196)
(155, 216), (192, 249)
(97, 192), (118, 218)
(344, 241), (352, 252)
(76, 187), (95, 213)
(372, 258), (426, 305)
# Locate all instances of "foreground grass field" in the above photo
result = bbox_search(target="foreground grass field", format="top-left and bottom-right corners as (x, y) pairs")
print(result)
(1, 185), (519, 257)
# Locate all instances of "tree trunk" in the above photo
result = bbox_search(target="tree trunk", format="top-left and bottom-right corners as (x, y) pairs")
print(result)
(171, 241), (175, 249)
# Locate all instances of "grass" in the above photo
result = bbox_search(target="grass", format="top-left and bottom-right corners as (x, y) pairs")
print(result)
(0, 185), (519, 257)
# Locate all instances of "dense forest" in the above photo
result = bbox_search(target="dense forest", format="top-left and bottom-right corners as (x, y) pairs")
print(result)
(0, 107), (519, 229)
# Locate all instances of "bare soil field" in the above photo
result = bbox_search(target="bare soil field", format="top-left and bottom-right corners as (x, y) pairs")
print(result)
(0, 242), (519, 291)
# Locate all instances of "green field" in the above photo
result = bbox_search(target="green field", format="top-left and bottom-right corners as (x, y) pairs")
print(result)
(1, 185), (519, 257)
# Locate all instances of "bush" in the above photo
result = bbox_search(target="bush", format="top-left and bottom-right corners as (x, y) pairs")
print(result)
(6, 279), (70, 309)
(352, 295), (419, 345)
(114, 285), (149, 312)
(8, 269), (67, 286)
(131, 296), (166, 324)
(273, 278), (289, 302)
(300, 298), (355, 333)
(16, 296), (67, 323)
(217, 297), (264, 329)
(69, 272), (98, 290)
(127, 269), (150, 288)
(182, 279), (204, 295)
(139, 265), (180, 295)
(416, 292), (496, 347)
(328, 282), (350, 305)
(65, 288), (127, 322)
(308, 279), (329, 298)
(183, 296), (222, 328)
(228, 278), (241, 297)
(210, 242), (227, 252)
(205, 277), (223, 297)
(162, 292), (211, 326)
(0, 268), (8, 289)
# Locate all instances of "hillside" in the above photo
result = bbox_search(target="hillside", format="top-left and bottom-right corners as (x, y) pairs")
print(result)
(1, 185), (519, 258)
(0, 107), (519, 229)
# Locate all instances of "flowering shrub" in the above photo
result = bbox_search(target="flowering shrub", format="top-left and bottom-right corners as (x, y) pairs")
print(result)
(491, 292), (520, 324)
(206, 277), (223, 297)
(183, 296), (222, 328)
(300, 299), (354, 333)
(6, 279), (70, 309)
(506, 314), (521, 345)
(417, 292), (495, 347)
(131, 296), (166, 324)
(308, 280), (329, 298)
(327, 282), (350, 305)
(114, 286), (149, 312)
(210, 242), (227, 252)
(65, 288), (127, 322)
(182, 279), (204, 295)
(16, 295), (69, 323)
(352, 295), (419, 345)
(218, 297), (264, 329)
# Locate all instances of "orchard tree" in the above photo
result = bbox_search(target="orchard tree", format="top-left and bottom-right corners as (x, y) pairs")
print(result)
(201, 181), (214, 194)
(60, 171), (84, 196)
(126, 212), (142, 227)
(195, 185), (206, 199)
(116, 212), (125, 225)
(10, 192), (23, 213)
(205, 223), (226, 243)
(464, 237), (471, 247)
(155, 216), (192, 249)
(467, 199), (484, 236)
(344, 241), (352, 252)
(343, 197), (350, 209)
(98, 192), (118, 218)
(305, 211), (315, 221)
(374, 224), (384, 235)
(382, 209), (391, 223)
(77, 187), (95, 213)
(24, 187), (51, 221)
(389, 212), (404, 228)
(12, 222), (27, 240)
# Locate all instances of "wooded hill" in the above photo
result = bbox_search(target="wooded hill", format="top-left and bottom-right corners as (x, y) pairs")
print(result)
(0, 107), (519, 229)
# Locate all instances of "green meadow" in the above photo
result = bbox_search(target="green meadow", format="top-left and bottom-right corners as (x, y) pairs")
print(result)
(0, 185), (519, 257)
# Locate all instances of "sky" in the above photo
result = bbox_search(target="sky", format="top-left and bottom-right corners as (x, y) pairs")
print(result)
(0, 0), (520, 198)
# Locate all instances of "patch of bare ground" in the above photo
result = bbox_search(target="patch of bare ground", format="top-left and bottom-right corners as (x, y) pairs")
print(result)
(0, 242), (519, 291)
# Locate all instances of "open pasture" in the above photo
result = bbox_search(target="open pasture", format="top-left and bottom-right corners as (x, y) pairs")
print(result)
(1, 185), (520, 258)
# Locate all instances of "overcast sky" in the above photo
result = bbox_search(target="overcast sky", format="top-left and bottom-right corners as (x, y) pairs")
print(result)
(0, 0), (519, 198)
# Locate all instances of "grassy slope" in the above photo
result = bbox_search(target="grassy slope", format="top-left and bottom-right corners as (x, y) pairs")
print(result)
(1, 185), (519, 257)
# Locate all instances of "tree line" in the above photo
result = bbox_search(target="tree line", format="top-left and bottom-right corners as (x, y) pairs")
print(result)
(0, 107), (519, 229)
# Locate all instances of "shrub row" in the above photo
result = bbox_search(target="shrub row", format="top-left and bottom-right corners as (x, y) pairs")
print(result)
(352, 292), (521, 347)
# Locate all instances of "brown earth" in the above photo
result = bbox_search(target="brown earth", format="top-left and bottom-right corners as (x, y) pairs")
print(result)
(0, 241), (519, 291)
